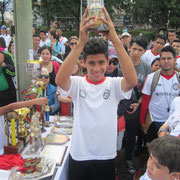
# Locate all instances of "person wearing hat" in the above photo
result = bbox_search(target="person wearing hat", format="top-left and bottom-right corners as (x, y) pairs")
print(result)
(0, 25), (11, 49)
(105, 46), (120, 77)
(121, 32), (131, 53)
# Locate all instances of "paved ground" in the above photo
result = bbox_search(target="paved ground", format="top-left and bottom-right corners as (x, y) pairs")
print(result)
(116, 146), (149, 180)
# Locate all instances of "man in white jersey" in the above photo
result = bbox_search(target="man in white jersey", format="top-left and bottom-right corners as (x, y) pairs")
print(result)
(140, 45), (179, 142)
(55, 7), (137, 180)
(141, 34), (166, 65)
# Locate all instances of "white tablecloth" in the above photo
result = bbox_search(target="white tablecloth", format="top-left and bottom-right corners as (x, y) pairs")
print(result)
(1, 116), (71, 180)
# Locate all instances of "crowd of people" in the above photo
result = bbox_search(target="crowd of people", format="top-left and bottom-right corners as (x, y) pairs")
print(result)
(0, 6), (180, 180)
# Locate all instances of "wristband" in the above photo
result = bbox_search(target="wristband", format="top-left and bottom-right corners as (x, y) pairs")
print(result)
(158, 128), (167, 135)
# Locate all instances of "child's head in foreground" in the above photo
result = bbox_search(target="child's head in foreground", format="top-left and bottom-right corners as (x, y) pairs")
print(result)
(147, 135), (180, 180)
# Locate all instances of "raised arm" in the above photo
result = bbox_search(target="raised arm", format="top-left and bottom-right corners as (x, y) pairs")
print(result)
(100, 7), (138, 91)
(55, 8), (95, 91)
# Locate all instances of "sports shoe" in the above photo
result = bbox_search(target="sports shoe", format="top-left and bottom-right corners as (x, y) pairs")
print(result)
(126, 160), (136, 174)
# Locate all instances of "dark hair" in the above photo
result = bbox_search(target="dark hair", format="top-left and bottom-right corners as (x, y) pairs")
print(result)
(38, 45), (52, 55)
(50, 31), (59, 47)
(172, 39), (180, 45)
(8, 40), (14, 53)
(148, 135), (180, 173)
(0, 37), (6, 48)
(160, 45), (176, 58)
(151, 57), (160, 67)
(83, 37), (108, 61)
(130, 36), (147, 50)
(50, 31), (57, 40)
(39, 30), (46, 34)
(168, 29), (176, 34)
(33, 34), (40, 38)
(155, 34), (166, 44)
(69, 36), (78, 43)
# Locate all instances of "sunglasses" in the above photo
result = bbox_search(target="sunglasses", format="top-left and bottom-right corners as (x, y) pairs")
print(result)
(70, 42), (77, 46)
(109, 60), (119, 65)
(38, 75), (49, 79)
(99, 34), (104, 37)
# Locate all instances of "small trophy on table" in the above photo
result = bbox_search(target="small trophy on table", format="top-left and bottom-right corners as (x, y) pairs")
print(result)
(15, 108), (30, 146)
(4, 111), (24, 154)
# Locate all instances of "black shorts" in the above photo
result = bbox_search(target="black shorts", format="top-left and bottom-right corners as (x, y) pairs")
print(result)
(68, 155), (115, 180)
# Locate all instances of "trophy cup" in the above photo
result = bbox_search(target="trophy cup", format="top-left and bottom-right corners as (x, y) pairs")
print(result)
(4, 111), (24, 154)
(87, 0), (108, 32)
(25, 60), (42, 84)
(15, 108), (30, 146)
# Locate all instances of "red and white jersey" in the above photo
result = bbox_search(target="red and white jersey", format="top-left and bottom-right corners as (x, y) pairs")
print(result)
(165, 106), (180, 137)
(141, 49), (160, 65)
(169, 96), (180, 115)
(58, 76), (132, 161)
(142, 72), (179, 122)
(176, 56), (180, 69)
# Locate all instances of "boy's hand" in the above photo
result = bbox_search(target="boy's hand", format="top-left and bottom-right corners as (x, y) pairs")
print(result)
(99, 7), (119, 43)
(78, 8), (95, 46)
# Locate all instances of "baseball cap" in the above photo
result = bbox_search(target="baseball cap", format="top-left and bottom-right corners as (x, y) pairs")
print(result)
(121, 32), (131, 38)
(1, 25), (6, 29)
(108, 46), (118, 60)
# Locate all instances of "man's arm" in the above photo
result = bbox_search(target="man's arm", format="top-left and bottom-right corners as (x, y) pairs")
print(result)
(139, 94), (151, 132)
(55, 8), (95, 91)
(0, 97), (48, 116)
(100, 7), (138, 92)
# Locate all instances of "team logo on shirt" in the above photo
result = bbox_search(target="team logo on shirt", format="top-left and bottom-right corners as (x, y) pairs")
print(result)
(79, 90), (86, 98)
(173, 83), (179, 90)
(173, 120), (180, 129)
(103, 90), (110, 99)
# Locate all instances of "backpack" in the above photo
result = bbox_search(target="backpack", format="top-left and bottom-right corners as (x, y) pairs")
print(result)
(151, 69), (180, 96)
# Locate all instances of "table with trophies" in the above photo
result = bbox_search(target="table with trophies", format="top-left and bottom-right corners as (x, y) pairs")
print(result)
(0, 60), (73, 179)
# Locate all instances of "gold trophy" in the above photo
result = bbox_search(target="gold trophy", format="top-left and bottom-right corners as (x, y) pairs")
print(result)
(4, 111), (24, 154)
(15, 108), (30, 146)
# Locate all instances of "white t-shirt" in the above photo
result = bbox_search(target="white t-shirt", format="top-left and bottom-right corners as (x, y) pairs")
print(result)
(165, 42), (170, 47)
(169, 96), (180, 115)
(141, 49), (160, 66)
(176, 56), (180, 69)
(142, 72), (179, 122)
(0, 116), (6, 155)
(58, 76), (132, 161)
(165, 106), (180, 137)
(39, 39), (50, 47)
